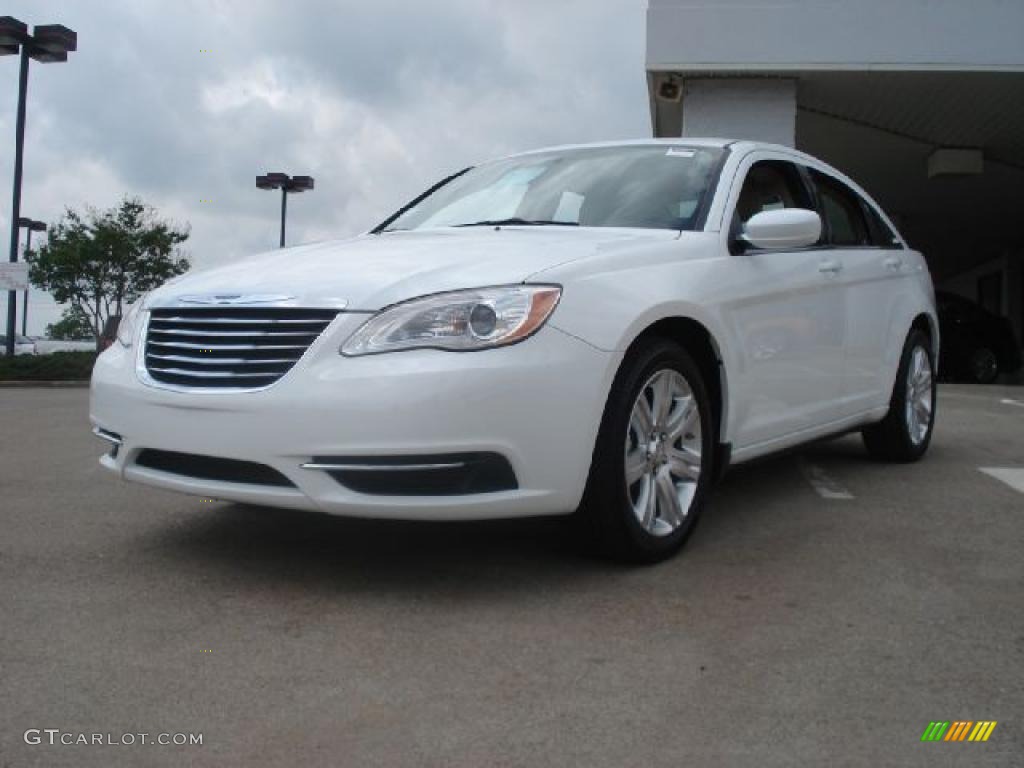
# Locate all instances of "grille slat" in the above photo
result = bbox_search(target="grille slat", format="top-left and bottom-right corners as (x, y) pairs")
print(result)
(147, 340), (309, 351)
(147, 353), (302, 366)
(147, 366), (288, 379)
(145, 307), (337, 390)
(148, 327), (322, 338)
(150, 316), (331, 326)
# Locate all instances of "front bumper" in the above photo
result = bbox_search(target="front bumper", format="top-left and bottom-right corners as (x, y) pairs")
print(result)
(89, 313), (612, 520)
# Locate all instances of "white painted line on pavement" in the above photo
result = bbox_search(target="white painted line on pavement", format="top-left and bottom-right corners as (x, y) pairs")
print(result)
(1000, 398), (1024, 408)
(978, 467), (1024, 494)
(798, 458), (854, 500)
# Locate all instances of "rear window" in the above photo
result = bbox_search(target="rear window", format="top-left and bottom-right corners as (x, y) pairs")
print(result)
(810, 169), (870, 247)
(861, 201), (901, 248)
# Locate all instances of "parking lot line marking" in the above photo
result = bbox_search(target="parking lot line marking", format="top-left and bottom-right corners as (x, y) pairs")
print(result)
(978, 467), (1024, 494)
(798, 458), (854, 500)
(999, 398), (1024, 408)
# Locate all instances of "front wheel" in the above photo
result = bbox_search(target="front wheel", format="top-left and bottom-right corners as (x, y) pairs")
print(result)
(576, 338), (714, 563)
(862, 329), (936, 462)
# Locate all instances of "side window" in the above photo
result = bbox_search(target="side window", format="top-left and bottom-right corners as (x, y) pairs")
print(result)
(860, 200), (901, 248)
(730, 160), (812, 252)
(810, 169), (870, 247)
(735, 160), (812, 223)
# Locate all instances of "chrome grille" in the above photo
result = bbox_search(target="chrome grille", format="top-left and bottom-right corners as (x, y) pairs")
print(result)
(143, 307), (338, 390)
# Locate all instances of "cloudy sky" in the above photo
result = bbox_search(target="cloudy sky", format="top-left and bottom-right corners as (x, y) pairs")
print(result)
(1, 0), (650, 335)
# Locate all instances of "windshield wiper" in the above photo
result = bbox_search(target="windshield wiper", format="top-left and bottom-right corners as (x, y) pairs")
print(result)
(454, 218), (579, 228)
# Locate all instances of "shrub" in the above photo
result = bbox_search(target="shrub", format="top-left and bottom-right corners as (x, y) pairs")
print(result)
(0, 350), (97, 381)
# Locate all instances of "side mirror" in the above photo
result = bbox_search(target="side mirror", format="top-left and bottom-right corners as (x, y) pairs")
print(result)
(740, 208), (821, 251)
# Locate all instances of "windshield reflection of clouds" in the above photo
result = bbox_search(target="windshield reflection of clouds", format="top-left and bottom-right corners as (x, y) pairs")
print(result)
(389, 146), (722, 232)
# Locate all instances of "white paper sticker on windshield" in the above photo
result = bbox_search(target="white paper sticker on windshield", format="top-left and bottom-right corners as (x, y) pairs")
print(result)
(666, 147), (695, 158)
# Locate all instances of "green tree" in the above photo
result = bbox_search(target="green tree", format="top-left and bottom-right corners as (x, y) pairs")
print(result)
(46, 305), (94, 341)
(27, 198), (190, 349)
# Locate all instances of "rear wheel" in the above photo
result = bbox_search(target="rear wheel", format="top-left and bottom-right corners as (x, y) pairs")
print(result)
(577, 338), (714, 563)
(968, 346), (999, 384)
(862, 329), (936, 462)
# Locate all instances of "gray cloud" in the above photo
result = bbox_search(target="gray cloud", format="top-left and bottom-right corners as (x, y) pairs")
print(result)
(1, 0), (648, 334)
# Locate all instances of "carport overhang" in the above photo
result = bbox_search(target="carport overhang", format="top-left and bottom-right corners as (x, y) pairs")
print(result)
(648, 69), (1024, 283)
(645, 0), (1024, 336)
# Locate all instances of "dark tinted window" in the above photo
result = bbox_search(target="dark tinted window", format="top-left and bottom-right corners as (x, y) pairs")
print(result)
(730, 160), (813, 252)
(810, 169), (870, 247)
(861, 200), (900, 248)
(977, 272), (1002, 316)
(735, 161), (812, 223)
(937, 291), (988, 321)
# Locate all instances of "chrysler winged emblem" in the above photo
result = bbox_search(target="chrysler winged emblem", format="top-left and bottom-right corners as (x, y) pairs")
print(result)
(177, 294), (296, 305)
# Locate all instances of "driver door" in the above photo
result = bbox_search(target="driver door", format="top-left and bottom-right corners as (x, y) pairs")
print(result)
(719, 155), (847, 450)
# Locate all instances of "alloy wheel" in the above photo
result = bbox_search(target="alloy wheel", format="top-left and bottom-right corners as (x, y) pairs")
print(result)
(905, 345), (933, 445)
(624, 369), (702, 537)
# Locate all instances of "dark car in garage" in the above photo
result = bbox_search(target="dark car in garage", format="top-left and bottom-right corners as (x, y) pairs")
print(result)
(936, 291), (1022, 383)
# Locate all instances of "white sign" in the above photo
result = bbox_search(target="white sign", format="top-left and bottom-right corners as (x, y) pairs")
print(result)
(0, 262), (29, 291)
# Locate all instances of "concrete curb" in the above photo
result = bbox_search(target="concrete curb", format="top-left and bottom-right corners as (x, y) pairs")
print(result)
(0, 380), (90, 388)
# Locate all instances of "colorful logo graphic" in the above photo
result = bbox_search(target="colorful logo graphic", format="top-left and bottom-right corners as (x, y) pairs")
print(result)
(921, 721), (997, 742)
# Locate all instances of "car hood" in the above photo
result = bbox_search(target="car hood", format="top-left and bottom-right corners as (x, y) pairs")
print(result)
(145, 227), (679, 311)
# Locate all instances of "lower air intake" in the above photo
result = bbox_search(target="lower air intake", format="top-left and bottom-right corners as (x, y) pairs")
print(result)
(309, 453), (518, 496)
(135, 449), (296, 488)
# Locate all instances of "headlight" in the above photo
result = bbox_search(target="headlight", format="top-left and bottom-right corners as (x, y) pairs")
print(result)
(116, 297), (146, 347)
(341, 285), (561, 356)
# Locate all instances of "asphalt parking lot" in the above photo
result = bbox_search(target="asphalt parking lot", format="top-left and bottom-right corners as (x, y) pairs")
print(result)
(1, 385), (1022, 767)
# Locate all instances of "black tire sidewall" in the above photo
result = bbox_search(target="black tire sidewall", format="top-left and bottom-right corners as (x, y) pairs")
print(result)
(892, 330), (937, 459)
(583, 338), (715, 561)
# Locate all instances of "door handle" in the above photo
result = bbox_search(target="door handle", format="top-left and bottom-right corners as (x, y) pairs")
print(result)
(818, 259), (842, 275)
(883, 256), (903, 272)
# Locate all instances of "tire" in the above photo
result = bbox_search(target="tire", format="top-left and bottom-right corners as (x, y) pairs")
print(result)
(862, 329), (936, 462)
(576, 337), (715, 563)
(968, 347), (999, 384)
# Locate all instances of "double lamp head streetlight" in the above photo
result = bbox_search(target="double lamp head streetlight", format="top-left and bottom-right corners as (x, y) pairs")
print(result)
(16, 217), (46, 337)
(257, 172), (314, 249)
(1, 16), (76, 355)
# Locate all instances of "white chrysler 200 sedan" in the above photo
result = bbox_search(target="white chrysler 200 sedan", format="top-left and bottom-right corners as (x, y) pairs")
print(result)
(91, 140), (937, 561)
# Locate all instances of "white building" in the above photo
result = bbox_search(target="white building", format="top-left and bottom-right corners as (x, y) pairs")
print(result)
(646, 0), (1024, 341)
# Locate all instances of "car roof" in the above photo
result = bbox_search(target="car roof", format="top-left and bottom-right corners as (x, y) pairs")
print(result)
(493, 139), (847, 177)
(500, 137), (834, 158)
(500, 138), (734, 161)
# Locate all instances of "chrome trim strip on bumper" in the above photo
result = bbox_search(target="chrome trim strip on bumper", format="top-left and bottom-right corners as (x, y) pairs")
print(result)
(300, 461), (467, 472)
(92, 427), (123, 446)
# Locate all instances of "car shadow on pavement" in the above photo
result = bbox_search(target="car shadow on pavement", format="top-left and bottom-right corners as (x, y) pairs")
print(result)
(139, 449), (820, 598)
(142, 500), (621, 597)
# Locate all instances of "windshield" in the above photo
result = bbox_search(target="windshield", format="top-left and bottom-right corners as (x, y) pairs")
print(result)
(383, 145), (723, 233)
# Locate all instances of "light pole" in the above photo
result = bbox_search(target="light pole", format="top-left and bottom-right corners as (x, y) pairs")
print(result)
(17, 217), (45, 336)
(256, 173), (315, 248)
(1, 17), (76, 356)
